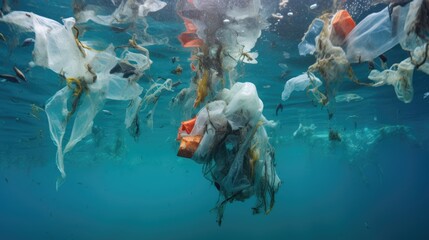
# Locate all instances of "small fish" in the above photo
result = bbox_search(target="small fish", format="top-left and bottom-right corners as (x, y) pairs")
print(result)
(4, 177), (8, 183)
(223, 19), (230, 24)
(21, 38), (35, 47)
(0, 32), (5, 41)
(275, 103), (283, 116)
(423, 92), (429, 99)
(287, 12), (293, 16)
(172, 81), (182, 88)
(171, 65), (183, 75)
(263, 85), (271, 89)
(13, 66), (26, 82)
(309, 3), (318, 10)
(102, 109), (113, 115)
(0, 74), (19, 83)
(171, 56), (180, 64)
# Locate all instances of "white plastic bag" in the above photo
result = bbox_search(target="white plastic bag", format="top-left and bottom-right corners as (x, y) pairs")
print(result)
(281, 73), (322, 101)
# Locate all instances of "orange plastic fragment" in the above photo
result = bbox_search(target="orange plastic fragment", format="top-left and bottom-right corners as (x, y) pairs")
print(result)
(183, 18), (198, 32)
(177, 117), (197, 140)
(178, 32), (204, 48)
(332, 10), (356, 40)
(177, 135), (202, 158)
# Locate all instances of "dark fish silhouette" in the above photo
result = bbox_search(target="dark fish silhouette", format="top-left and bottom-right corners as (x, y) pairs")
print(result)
(171, 65), (183, 75)
(13, 66), (26, 82)
(172, 80), (182, 88)
(275, 103), (283, 116)
(171, 56), (179, 64)
(0, 74), (19, 83)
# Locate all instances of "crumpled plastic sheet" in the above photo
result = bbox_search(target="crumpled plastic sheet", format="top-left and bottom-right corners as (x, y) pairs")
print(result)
(369, 58), (415, 103)
(75, 0), (167, 25)
(401, 0), (429, 51)
(1, 11), (147, 185)
(281, 72), (323, 101)
(177, 0), (268, 70)
(410, 43), (429, 75)
(344, 5), (409, 63)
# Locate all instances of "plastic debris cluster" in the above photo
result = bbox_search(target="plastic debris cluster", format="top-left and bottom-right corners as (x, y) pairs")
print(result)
(173, 0), (272, 111)
(177, 82), (280, 225)
(286, 0), (429, 110)
(0, 4), (165, 188)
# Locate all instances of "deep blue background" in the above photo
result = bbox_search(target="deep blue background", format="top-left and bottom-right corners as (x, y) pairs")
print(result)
(0, 0), (428, 239)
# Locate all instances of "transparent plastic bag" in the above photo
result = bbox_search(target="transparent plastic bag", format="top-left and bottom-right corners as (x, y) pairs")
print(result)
(344, 5), (409, 63)
(298, 18), (324, 56)
(401, 0), (429, 51)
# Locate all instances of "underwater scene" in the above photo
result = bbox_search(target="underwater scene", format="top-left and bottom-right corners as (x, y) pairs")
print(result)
(1, 0), (429, 239)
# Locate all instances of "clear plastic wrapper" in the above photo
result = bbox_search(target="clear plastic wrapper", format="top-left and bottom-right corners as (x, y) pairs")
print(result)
(298, 18), (324, 56)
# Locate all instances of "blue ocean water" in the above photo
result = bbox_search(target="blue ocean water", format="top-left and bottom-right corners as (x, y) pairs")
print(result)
(1, 0), (429, 239)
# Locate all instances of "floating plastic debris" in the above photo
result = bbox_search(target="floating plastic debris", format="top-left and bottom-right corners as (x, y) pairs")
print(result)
(344, 6), (409, 63)
(283, 51), (290, 59)
(177, 82), (280, 225)
(272, 13), (283, 19)
(369, 58), (414, 103)
(281, 72), (322, 101)
(298, 18), (324, 56)
(279, 63), (288, 71)
(279, 0), (289, 9)
(335, 93), (364, 103)
(102, 110), (113, 116)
